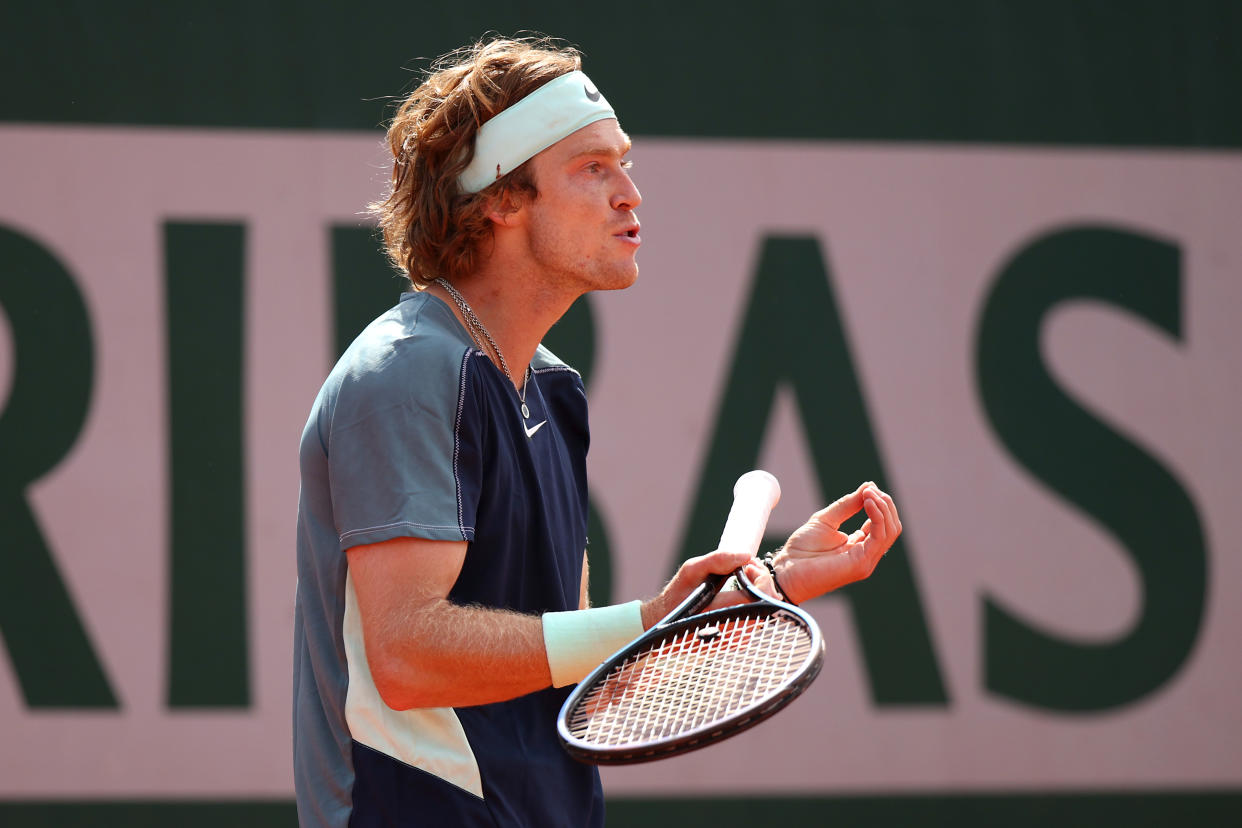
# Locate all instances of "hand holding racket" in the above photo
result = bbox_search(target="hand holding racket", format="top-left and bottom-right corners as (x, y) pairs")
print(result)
(558, 470), (824, 764)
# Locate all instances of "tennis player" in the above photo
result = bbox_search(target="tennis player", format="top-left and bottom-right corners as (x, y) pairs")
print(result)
(293, 35), (901, 827)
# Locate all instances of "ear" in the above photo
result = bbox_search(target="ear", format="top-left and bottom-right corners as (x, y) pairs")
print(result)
(485, 186), (527, 227)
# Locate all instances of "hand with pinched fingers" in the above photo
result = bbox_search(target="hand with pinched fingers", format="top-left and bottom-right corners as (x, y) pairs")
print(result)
(758, 482), (902, 605)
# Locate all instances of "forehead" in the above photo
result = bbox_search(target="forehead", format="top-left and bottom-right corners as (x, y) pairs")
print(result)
(539, 118), (631, 162)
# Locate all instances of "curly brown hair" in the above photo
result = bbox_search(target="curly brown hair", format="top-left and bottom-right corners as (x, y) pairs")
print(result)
(369, 36), (583, 288)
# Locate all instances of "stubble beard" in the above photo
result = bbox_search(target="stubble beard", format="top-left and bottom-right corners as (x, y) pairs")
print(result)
(528, 223), (638, 296)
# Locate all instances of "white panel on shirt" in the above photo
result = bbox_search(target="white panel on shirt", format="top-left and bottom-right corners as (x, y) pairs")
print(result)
(343, 573), (484, 799)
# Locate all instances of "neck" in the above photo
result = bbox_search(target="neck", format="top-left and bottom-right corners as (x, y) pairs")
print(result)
(430, 266), (580, 390)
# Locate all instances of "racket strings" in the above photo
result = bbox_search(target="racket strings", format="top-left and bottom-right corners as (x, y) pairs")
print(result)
(566, 613), (814, 747)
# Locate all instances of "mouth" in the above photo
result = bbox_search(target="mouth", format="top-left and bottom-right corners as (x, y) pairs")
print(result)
(614, 223), (642, 245)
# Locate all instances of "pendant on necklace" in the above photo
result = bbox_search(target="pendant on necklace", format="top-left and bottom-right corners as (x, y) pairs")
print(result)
(521, 402), (530, 419)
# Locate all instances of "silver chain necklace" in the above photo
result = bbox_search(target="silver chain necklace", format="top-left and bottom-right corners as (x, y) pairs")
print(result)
(434, 278), (532, 419)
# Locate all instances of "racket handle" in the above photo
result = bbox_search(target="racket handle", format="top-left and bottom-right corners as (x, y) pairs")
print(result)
(678, 571), (733, 618)
(718, 470), (781, 558)
(657, 471), (782, 627)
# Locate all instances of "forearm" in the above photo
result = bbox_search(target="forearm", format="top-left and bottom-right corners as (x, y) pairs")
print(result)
(351, 540), (760, 710)
(367, 599), (550, 710)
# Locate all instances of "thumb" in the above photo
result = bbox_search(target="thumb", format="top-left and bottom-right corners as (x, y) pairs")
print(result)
(690, 547), (753, 578)
(817, 482), (871, 531)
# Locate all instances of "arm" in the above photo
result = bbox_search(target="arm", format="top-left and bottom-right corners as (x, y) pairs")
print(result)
(347, 536), (550, 710)
(348, 537), (758, 710)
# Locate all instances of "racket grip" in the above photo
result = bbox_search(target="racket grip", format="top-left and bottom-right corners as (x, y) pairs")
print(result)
(658, 471), (782, 628)
(680, 571), (732, 617)
(717, 470), (781, 558)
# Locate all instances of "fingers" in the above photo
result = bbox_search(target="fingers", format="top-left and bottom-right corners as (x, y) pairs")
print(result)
(819, 480), (900, 533)
(737, 561), (771, 598)
(645, 549), (759, 626)
(677, 547), (756, 586)
(868, 484), (902, 540)
(817, 481), (872, 530)
(860, 484), (902, 559)
(862, 496), (887, 545)
(846, 519), (871, 547)
(826, 482), (901, 578)
(708, 563), (769, 610)
(742, 560), (783, 602)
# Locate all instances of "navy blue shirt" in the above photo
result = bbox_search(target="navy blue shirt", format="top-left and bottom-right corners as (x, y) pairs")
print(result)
(293, 291), (603, 827)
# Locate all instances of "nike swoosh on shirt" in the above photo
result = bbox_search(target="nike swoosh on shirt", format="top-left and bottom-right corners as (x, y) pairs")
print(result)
(524, 420), (547, 439)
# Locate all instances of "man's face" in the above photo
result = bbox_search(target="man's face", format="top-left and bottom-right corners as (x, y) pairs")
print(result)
(520, 118), (642, 294)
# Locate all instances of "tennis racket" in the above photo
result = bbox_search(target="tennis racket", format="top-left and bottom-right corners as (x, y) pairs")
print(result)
(557, 470), (824, 764)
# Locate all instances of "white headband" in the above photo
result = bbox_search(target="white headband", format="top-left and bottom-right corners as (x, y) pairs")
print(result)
(458, 70), (616, 194)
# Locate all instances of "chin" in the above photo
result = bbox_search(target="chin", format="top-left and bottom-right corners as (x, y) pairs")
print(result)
(596, 264), (639, 292)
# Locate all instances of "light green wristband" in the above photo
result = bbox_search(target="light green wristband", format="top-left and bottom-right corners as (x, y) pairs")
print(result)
(542, 600), (644, 688)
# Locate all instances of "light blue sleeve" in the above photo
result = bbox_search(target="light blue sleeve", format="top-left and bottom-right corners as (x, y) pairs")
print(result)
(326, 347), (484, 551)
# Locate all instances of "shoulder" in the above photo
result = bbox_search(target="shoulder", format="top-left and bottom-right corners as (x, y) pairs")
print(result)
(531, 343), (583, 387)
(327, 292), (481, 425)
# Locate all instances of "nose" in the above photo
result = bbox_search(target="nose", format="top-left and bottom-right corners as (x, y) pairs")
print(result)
(611, 169), (642, 212)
